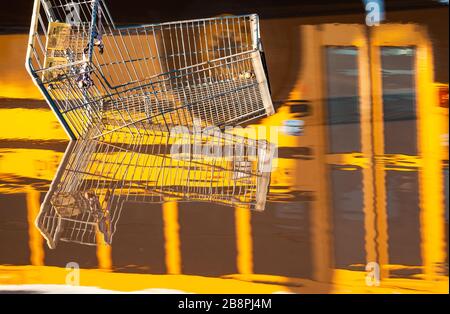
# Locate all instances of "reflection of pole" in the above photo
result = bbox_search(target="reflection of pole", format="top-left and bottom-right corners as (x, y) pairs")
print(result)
(416, 41), (446, 280)
(96, 233), (112, 270)
(301, 25), (333, 283)
(235, 205), (253, 274)
(361, 29), (377, 266)
(369, 38), (389, 279)
(26, 187), (44, 266)
(163, 201), (181, 274)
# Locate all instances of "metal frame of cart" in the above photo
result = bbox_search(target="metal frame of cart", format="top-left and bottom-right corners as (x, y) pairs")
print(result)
(25, 0), (274, 140)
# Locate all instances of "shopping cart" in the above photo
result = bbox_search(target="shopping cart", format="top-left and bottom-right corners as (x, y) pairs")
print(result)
(26, 0), (274, 140)
(36, 130), (274, 248)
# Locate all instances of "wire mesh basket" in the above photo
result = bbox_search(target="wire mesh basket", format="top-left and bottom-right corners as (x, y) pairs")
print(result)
(36, 130), (274, 248)
(26, 0), (274, 140)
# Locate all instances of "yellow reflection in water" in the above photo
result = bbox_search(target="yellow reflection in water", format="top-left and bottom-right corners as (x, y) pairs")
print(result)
(0, 35), (43, 99)
(0, 148), (62, 183)
(235, 205), (254, 275)
(26, 188), (44, 266)
(0, 25), (448, 294)
(163, 201), (182, 275)
(0, 265), (448, 293)
(0, 108), (65, 140)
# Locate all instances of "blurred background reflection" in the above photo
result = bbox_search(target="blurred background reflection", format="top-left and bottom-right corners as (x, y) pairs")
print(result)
(0, 0), (448, 293)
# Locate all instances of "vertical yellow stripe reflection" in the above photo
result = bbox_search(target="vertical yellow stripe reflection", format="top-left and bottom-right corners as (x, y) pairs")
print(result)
(163, 201), (181, 275)
(96, 233), (112, 270)
(26, 187), (44, 266)
(235, 205), (253, 274)
(96, 193), (112, 270)
(370, 41), (390, 279)
(416, 44), (446, 280)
